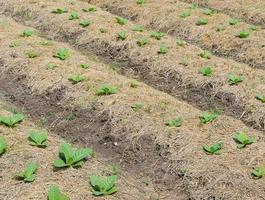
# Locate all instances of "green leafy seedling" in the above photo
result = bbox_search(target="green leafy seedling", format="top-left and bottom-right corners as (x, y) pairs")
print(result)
(28, 130), (47, 147)
(197, 18), (208, 25)
(47, 63), (58, 70)
(229, 18), (239, 25)
(137, 0), (146, 4)
(52, 8), (68, 14)
(249, 25), (259, 31)
(131, 103), (143, 111)
(48, 185), (69, 200)
(137, 37), (148, 46)
(53, 48), (70, 60)
(21, 29), (33, 37)
(130, 80), (138, 88)
(176, 39), (186, 47)
(199, 50), (211, 59)
(53, 142), (93, 168)
(199, 111), (219, 124)
(118, 30), (126, 40)
(79, 20), (90, 27)
(26, 51), (39, 58)
(252, 166), (264, 179)
(82, 7), (97, 12)
(79, 64), (90, 69)
(68, 74), (86, 84)
(203, 8), (215, 15)
(116, 17), (127, 25)
(228, 74), (243, 85)
(237, 30), (250, 38)
(96, 85), (118, 96)
(90, 175), (117, 196)
(203, 142), (223, 155)
(179, 11), (190, 18)
(9, 41), (19, 48)
(16, 161), (37, 182)
(69, 11), (79, 20)
(41, 40), (52, 46)
(158, 44), (169, 54)
(0, 113), (24, 127)
(199, 66), (212, 76)
(189, 3), (198, 9)
(256, 95), (265, 103)
(233, 131), (254, 149)
(0, 136), (7, 155)
(151, 31), (165, 40)
(216, 25), (226, 32)
(165, 117), (183, 127)
(132, 25), (144, 32)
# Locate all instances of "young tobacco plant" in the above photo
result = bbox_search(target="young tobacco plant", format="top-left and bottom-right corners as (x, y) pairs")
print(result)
(69, 11), (79, 20)
(158, 44), (169, 54)
(165, 117), (183, 127)
(51, 8), (68, 14)
(90, 175), (117, 196)
(151, 31), (165, 40)
(229, 18), (239, 25)
(26, 51), (39, 58)
(47, 63), (58, 70)
(53, 142), (93, 168)
(256, 95), (265, 103)
(28, 130), (48, 147)
(79, 63), (90, 69)
(116, 17), (127, 25)
(179, 11), (190, 18)
(199, 111), (219, 124)
(131, 103), (143, 111)
(199, 50), (211, 59)
(137, 37), (148, 46)
(199, 66), (213, 76)
(21, 28), (33, 37)
(228, 74), (243, 85)
(203, 142), (223, 155)
(53, 48), (70, 60)
(48, 185), (69, 200)
(233, 131), (254, 149)
(16, 161), (37, 182)
(137, 0), (146, 4)
(0, 136), (7, 156)
(0, 113), (24, 127)
(176, 39), (186, 47)
(197, 18), (208, 25)
(132, 25), (144, 32)
(237, 30), (250, 38)
(68, 74), (86, 84)
(118, 30), (126, 40)
(79, 20), (91, 27)
(96, 85), (118, 96)
(252, 166), (264, 179)
(82, 7), (97, 12)
(203, 8), (215, 16)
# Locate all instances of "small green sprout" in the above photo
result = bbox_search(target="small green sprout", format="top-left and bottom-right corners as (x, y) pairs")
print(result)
(99, 28), (107, 33)
(216, 25), (226, 32)
(21, 29), (33, 37)
(199, 66), (213, 76)
(82, 7), (97, 12)
(137, 0), (146, 4)
(0, 136), (7, 156)
(68, 74), (86, 84)
(53, 48), (70, 60)
(199, 50), (211, 59)
(9, 41), (19, 48)
(90, 175), (117, 196)
(158, 44), (169, 54)
(165, 117), (183, 127)
(116, 17), (127, 25)
(150, 31), (165, 40)
(196, 18), (208, 25)
(40, 40), (52, 46)
(118, 30), (126, 40)
(179, 11), (190, 18)
(79, 20), (90, 27)
(26, 51), (39, 58)
(16, 161), (37, 182)
(255, 95), (265, 103)
(51, 8), (68, 14)
(203, 142), (223, 155)
(199, 110), (219, 124)
(53, 142), (93, 168)
(69, 11), (79, 20)
(176, 39), (186, 47)
(132, 25), (144, 32)
(137, 37), (148, 46)
(252, 166), (264, 179)
(96, 85), (118, 96)
(48, 185), (69, 200)
(249, 25), (259, 31)
(28, 130), (48, 147)
(0, 113), (24, 127)
(189, 3), (198, 9)
(228, 74), (243, 85)
(47, 63), (58, 70)
(237, 30), (250, 38)
(131, 103), (143, 111)
(79, 64), (90, 69)
(203, 8), (215, 15)
(130, 80), (138, 88)
(229, 18), (239, 25)
(233, 131), (254, 149)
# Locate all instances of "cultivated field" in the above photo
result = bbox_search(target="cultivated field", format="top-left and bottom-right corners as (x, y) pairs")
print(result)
(0, 0), (264, 200)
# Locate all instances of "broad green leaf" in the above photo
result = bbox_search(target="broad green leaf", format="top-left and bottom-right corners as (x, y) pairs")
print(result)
(233, 132), (254, 148)
(53, 159), (69, 168)
(96, 85), (118, 96)
(199, 111), (219, 124)
(53, 48), (70, 60)
(73, 148), (93, 163)
(252, 166), (264, 179)
(0, 113), (24, 127)
(24, 161), (37, 178)
(0, 136), (7, 155)
(29, 130), (47, 147)
(48, 185), (69, 200)
(165, 117), (183, 127)
(103, 175), (117, 191)
(203, 142), (223, 155)
(60, 143), (74, 165)
(24, 174), (36, 182)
